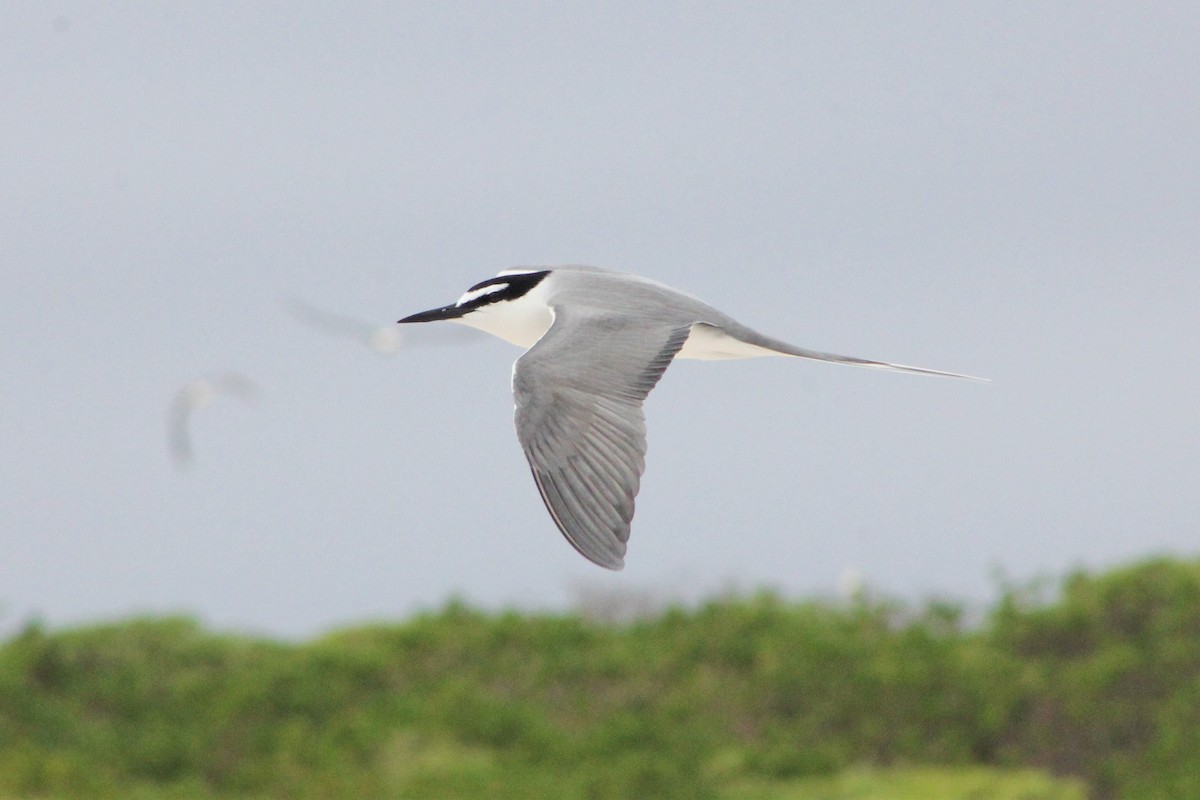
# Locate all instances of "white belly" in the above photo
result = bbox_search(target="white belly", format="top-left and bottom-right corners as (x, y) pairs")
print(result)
(676, 323), (783, 360)
(458, 298), (779, 361)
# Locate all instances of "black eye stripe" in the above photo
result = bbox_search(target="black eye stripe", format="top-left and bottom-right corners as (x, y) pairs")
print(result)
(461, 270), (550, 308)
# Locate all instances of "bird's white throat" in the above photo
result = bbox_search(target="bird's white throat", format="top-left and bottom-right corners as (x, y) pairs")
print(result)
(454, 280), (555, 349)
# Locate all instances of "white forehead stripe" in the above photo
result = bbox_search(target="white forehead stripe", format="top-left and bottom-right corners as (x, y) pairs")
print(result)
(456, 282), (508, 306)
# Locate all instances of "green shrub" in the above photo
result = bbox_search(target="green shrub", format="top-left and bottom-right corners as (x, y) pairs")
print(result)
(2, 556), (1197, 798)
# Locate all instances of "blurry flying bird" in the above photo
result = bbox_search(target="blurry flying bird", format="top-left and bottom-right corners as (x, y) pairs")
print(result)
(285, 296), (480, 355)
(168, 372), (258, 468)
(285, 296), (405, 355)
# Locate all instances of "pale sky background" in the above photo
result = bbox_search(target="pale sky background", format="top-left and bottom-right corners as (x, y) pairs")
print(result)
(2, 3), (1197, 638)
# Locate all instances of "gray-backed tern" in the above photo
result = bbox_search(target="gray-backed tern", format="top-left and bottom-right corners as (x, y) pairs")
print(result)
(399, 265), (982, 570)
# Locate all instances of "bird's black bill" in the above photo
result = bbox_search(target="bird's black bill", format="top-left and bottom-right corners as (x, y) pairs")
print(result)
(397, 304), (468, 324)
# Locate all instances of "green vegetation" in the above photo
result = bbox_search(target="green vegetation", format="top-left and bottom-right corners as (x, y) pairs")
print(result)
(2, 557), (1199, 799)
(725, 766), (1082, 799)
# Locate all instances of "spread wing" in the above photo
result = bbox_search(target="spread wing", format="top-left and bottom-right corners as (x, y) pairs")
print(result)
(513, 308), (691, 570)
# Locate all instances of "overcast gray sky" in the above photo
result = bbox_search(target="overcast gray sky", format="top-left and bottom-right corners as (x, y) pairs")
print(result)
(3, 3), (1197, 637)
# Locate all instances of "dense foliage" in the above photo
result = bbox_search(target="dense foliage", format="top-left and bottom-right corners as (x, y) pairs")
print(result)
(1, 557), (1198, 799)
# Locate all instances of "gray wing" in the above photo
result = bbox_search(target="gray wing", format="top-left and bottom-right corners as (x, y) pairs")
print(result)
(513, 308), (692, 570)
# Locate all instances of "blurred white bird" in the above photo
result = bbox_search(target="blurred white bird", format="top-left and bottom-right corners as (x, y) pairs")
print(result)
(285, 297), (405, 355)
(285, 296), (480, 354)
(168, 372), (258, 467)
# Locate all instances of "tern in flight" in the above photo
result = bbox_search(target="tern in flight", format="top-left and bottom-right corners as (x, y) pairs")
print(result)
(399, 266), (983, 569)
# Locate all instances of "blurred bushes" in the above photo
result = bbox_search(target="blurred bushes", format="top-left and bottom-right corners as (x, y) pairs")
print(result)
(1, 557), (1198, 798)
(990, 557), (1200, 799)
